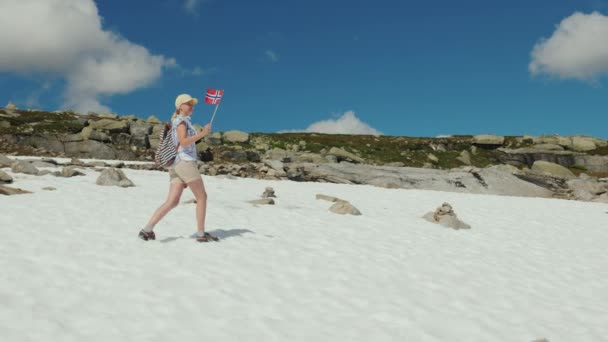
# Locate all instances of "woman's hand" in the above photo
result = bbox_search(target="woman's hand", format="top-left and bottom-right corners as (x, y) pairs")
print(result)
(199, 123), (212, 137)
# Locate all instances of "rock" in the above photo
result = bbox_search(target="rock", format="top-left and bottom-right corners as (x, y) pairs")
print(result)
(248, 198), (275, 205)
(99, 113), (119, 119)
(531, 160), (575, 178)
(11, 161), (39, 175)
(573, 155), (608, 173)
(0, 170), (13, 183)
(325, 155), (338, 163)
(457, 150), (472, 165)
(112, 133), (131, 145)
(18, 135), (65, 153)
(88, 119), (129, 133)
(422, 202), (471, 229)
(89, 131), (111, 143)
(265, 148), (291, 162)
(61, 133), (84, 143)
(0, 184), (31, 196)
(294, 153), (329, 164)
(42, 187), (56, 191)
(0, 154), (14, 167)
(328, 147), (365, 163)
(329, 200), (362, 215)
(196, 141), (210, 153)
(262, 159), (287, 176)
(486, 164), (520, 174)
(30, 161), (56, 168)
(472, 134), (504, 146)
(37, 170), (53, 176)
(316, 194), (340, 202)
(64, 140), (116, 159)
(130, 135), (150, 149)
(146, 115), (162, 124)
(570, 136), (597, 152)
(533, 143), (564, 151)
(533, 135), (561, 145)
(96, 168), (135, 187)
(427, 153), (439, 163)
(80, 126), (93, 140)
(385, 162), (405, 167)
(592, 138), (607, 147)
(149, 137), (160, 150)
(223, 130), (250, 143)
(182, 199), (197, 205)
(57, 166), (85, 177)
(497, 147), (580, 168)
(567, 178), (607, 201)
(129, 121), (152, 137)
(262, 187), (276, 198)
(206, 132), (223, 145)
(0, 120), (10, 128)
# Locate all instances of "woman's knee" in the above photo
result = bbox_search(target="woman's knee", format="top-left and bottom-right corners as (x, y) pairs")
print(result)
(196, 191), (207, 202)
(166, 198), (180, 209)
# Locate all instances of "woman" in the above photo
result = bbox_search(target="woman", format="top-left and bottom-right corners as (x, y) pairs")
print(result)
(138, 94), (218, 242)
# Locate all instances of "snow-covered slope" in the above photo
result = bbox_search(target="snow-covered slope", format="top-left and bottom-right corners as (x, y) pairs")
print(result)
(1, 158), (607, 341)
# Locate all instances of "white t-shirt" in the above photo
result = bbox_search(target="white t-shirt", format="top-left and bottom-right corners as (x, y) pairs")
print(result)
(171, 115), (198, 163)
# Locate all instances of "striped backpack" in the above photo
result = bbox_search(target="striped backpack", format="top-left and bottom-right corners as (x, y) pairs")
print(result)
(154, 122), (180, 168)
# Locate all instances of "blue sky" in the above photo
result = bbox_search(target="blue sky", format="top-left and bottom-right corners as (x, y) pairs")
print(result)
(1, 0), (607, 138)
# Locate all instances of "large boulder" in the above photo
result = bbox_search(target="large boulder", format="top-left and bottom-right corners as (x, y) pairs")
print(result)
(18, 135), (65, 153)
(531, 160), (574, 178)
(96, 168), (135, 187)
(205, 132), (223, 145)
(88, 119), (129, 133)
(0, 170), (13, 183)
(129, 121), (152, 137)
(328, 147), (364, 163)
(573, 155), (608, 173)
(88, 130), (111, 143)
(567, 176), (607, 201)
(64, 140), (117, 159)
(570, 136), (597, 152)
(0, 154), (13, 167)
(472, 135), (504, 146)
(130, 135), (150, 149)
(223, 130), (249, 143)
(11, 160), (39, 175)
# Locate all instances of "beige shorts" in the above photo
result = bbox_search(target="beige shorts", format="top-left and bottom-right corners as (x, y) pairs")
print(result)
(168, 160), (201, 185)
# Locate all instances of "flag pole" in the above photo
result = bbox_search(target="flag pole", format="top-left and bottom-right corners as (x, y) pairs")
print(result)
(209, 89), (222, 125)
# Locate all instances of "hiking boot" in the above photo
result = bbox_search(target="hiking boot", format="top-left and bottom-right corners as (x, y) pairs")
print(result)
(196, 232), (218, 242)
(138, 229), (156, 241)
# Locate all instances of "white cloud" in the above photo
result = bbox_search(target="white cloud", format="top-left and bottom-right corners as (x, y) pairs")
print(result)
(279, 111), (383, 136)
(529, 11), (608, 81)
(184, 0), (204, 15)
(265, 50), (279, 62)
(0, 0), (175, 113)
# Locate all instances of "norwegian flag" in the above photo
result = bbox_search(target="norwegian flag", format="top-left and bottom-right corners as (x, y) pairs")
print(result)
(205, 88), (224, 105)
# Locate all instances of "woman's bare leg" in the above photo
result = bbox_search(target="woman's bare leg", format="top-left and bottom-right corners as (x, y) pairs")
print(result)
(187, 178), (208, 234)
(145, 182), (186, 229)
